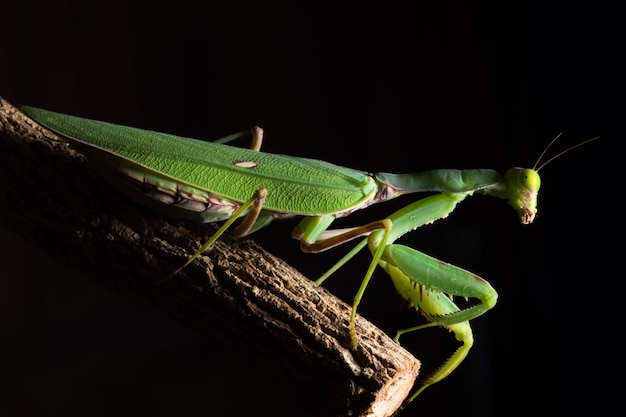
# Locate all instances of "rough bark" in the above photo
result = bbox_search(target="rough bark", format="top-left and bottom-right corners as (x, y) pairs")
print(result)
(0, 96), (419, 417)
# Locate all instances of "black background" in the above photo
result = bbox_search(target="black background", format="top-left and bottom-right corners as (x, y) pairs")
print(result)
(0, 2), (620, 416)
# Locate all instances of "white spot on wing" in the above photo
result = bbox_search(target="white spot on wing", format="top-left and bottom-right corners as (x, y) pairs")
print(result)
(233, 160), (259, 169)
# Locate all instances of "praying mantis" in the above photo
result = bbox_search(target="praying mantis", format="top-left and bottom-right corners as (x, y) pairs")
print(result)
(19, 105), (598, 402)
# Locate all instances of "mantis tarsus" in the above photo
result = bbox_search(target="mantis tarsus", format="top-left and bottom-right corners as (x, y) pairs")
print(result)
(19, 105), (598, 402)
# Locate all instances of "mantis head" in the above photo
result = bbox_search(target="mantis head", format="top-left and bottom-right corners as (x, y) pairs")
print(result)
(504, 133), (600, 225)
(503, 167), (540, 224)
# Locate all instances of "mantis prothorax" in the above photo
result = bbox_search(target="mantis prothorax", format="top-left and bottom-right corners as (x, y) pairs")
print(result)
(19, 105), (598, 401)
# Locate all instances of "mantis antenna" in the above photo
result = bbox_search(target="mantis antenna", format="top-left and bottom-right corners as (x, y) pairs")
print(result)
(533, 132), (601, 172)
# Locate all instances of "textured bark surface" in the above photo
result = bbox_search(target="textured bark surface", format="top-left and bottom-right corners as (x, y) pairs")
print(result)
(0, 97), (419, 417)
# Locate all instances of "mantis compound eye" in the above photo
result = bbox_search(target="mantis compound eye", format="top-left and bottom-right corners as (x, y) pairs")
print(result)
(518, 168), (541, 193)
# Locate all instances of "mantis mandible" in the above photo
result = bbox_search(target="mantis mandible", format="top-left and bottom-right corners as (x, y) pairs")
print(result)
(19, 105), (598, 401)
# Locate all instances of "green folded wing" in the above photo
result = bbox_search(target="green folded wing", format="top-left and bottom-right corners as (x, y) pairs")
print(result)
(21, 106), (377, 215)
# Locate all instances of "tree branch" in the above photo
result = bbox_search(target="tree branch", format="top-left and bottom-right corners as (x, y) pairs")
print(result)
(0, 97), (419, 417)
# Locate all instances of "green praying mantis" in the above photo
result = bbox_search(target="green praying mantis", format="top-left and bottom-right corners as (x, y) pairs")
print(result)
(19, 105), (598, 402)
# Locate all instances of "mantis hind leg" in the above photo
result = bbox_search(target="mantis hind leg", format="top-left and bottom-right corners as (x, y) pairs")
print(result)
(165, 187), (268, 279)
(213, 126), (264, 151)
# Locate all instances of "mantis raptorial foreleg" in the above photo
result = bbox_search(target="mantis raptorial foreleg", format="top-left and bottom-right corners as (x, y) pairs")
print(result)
(390, 280), (474, 402)
(382, 241), (496, 402)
